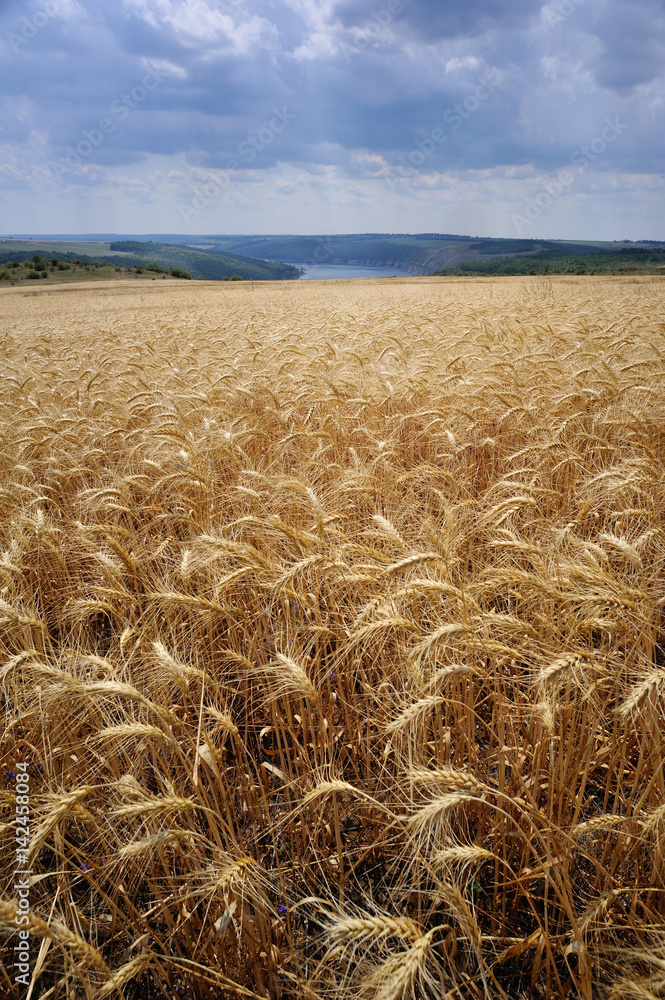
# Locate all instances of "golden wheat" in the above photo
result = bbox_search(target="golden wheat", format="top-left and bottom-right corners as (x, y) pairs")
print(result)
(1, 275), (664, 998)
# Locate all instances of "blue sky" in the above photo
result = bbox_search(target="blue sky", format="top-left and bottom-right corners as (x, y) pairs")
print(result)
(0, 0), (663, 238)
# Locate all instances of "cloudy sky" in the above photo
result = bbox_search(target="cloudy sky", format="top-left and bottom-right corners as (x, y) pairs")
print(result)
(0, 0), (663, 238)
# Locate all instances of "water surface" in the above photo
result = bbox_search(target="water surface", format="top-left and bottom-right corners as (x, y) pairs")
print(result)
(285, 262), (415, 280)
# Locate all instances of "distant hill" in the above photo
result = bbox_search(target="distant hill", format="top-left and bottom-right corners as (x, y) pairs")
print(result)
(3, 234), (663, 278)
(104, 241), (301, 280)
(166, 234), (665, 275)
(0, 239), (300, 281)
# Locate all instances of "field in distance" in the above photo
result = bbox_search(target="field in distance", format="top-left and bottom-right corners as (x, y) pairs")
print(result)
(1, 275), (664, 1000)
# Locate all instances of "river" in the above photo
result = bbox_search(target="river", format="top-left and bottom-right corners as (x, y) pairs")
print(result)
(283, 262), (416, 280)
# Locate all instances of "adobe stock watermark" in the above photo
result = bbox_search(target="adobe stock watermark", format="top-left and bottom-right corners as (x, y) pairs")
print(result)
(385, 68), (503, 192)
(49, 65), (165, 181)
(511, 116), (629, 234)
(340, 0), (404, 63)
(543, 0), (585, 27)
(12, 762), (32, 987)
(178, 107), (296, 223)
(6, 1), (61, 54)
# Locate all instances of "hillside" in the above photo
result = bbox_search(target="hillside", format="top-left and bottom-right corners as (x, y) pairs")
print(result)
(105, 241), (300, 280)
(0, 239), (300, 282)
(433, 245), (665, 276)
(0, 253), (194, 287)
(172, 233), (665, 275)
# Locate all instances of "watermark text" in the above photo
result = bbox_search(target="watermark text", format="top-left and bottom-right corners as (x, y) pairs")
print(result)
(511, 117), (629, 233)
(178, 107), (296, 223)
(7, 1), (61, 54)
(12, 762), (32, 987)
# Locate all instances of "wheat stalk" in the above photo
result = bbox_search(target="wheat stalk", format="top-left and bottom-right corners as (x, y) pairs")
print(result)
(407, 766), (487, 795)
(0, 899), (109, 974)
(256, 652), (321, 708)
(358, 930), (437, 1000)
(327, 914), (424, 948)
(98, 951), (155, 996)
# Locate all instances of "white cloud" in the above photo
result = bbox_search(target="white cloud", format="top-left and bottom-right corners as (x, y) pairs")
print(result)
(445, 55), (480, 74)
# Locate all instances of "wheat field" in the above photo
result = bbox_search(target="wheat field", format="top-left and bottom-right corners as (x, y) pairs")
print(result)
(1, 275), (665, 999)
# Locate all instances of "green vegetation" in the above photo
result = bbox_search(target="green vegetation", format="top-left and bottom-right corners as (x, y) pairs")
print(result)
(0, 257), (144, 286)
(0, 253), (192, 289)
(0, 240), (300, 283)
(433, 245), (665, 276)
(0, 253), (193, 287)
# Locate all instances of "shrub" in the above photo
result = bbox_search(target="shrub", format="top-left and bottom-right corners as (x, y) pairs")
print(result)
(230, 273), (243, 281)
(27, 270), (40, 279)
(169, 267), (191, 279)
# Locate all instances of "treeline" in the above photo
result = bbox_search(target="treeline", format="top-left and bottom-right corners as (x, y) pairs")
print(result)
(434, 247), (665, 276)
